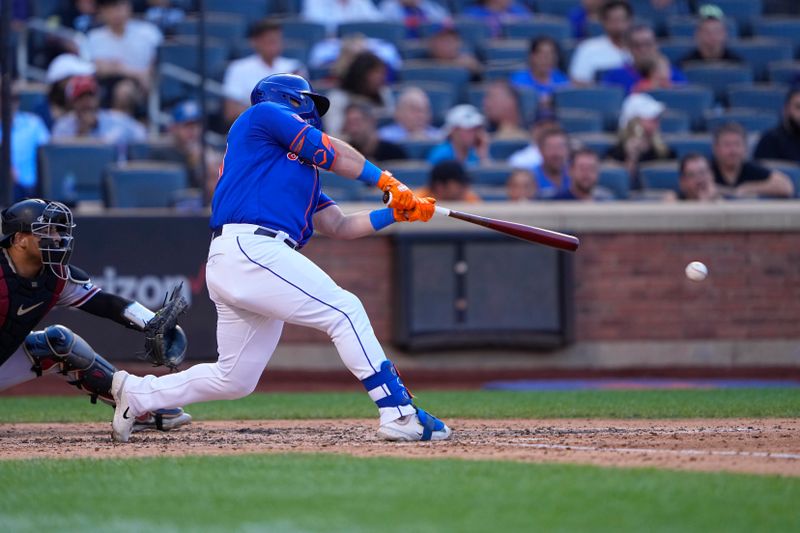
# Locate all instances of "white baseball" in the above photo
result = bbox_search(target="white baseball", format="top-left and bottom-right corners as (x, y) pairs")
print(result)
(685, 261), (708, 281)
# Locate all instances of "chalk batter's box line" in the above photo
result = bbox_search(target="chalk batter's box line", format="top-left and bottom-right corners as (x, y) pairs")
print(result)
(508, 441), (800, 461)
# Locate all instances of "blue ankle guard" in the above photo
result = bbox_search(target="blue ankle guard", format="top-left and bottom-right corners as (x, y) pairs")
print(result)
(361, 361), (413, 408)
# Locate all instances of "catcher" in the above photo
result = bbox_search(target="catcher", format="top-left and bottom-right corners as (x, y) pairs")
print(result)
(0, 199), (191, 432)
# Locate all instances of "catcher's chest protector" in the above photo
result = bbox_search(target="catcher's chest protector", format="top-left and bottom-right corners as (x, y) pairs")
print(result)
(0, 253), (65, 365)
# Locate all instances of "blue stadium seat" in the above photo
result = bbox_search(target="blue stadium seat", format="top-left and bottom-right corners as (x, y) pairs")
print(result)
(472, 165), (514, 186)
(768, 61), (800, 85)
(319, 171), (365, 202)
(338, 21), (406, 47)
(629, 0), (684, 35)
(683, 63), (754, 103)
(468, 83), (538, 125)
(482, 40), (529, 63)
(174, 13), (246, 42)
(663, 134), (713, 158)
(660, 110), (690, 133)
(557, 109), (603, 134)
(533, 0), (576, 17)
(32, 0), (61, 17)
(38, 142), (116, 203)
(104, 163), (189, 208)
(401, 63), (471, 101)
(387, 161), (432, 188)
(647, 86), (714, 131)
(639, 160), (680, 193)
(418, 18), (492, 50)
(727, 83), (788, 115)
(158, 38), (230, 104)
(203, 0), (273, 18)
(490, 139), (530, 160)
(127, 138), (175, 160)
(502, 16), (571, 41)
(598, 164), (630, 199)
(399, 41), (430, 61)
(402, 139), (440, 160)
(484, 61), (526, 81)
(280, 20), (327, 48)
(712, 0), (763, 34)
(553, 86), (624, 130)
(16, 85), (47, 115)
(729, 39), (793, 81)
(394, 82), (455, 126)
(666, 16), (739, 39)
(753, 18), (800, 55)
(704, 108), (777, 134)
(574, 132), (616, 157)
(659, 39), (695, 65)
(756, 159), (800, 198)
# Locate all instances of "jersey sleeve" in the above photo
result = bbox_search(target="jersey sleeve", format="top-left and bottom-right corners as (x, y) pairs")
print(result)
(252, 103), (337, 170)
(56, 278), (102, 308)
(315, 191), (336, 213)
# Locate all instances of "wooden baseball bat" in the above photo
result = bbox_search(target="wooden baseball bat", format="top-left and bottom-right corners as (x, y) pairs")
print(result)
(384, 192), (579, 252)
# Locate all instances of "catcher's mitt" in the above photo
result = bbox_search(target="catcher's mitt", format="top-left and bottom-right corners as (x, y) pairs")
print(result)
(143, 284), (188, 370)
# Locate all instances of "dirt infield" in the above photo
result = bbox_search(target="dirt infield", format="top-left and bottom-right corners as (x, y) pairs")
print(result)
(2, 418), (799, 476)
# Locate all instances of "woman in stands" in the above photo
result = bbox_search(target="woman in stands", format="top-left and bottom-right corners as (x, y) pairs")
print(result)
(509, 36), (569, 109)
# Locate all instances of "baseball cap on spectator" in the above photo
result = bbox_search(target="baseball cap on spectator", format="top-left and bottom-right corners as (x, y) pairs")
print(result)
(65, 75), (98, 102)
(443, 104), (485, 134)
(698, 4), (725, 20)
(172, 100), (201, 124)
(46, 54), (96, 84)
(618, 93), (665, 129)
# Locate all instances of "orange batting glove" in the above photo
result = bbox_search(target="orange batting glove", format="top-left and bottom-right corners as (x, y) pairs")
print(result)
(393, 196), (437, 223)
(377, 170), (416, 211)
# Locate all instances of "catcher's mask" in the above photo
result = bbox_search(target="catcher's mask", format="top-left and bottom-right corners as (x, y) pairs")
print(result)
(0, 199), (76, 279)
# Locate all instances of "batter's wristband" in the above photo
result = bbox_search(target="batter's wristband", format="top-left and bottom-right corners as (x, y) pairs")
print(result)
(369, 208), (395, 231)
(357, 160), (382, 186)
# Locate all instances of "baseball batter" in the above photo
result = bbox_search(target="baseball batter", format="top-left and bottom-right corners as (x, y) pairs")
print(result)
(111, 73), (450, 442)
(0, 199), (191, 432)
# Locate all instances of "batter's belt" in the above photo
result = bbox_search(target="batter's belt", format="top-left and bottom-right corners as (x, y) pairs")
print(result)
(211, 225), (300, 250)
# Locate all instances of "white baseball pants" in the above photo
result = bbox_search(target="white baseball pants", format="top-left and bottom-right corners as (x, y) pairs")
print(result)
(0, 348), (37, 391)
(124, 224), (414, 425)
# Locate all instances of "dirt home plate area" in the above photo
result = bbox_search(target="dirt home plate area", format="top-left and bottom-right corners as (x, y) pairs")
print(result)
(2, 418), (799, 477)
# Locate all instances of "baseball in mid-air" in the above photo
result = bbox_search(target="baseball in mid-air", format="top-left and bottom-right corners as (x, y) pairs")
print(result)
(685, 261), (708, 282)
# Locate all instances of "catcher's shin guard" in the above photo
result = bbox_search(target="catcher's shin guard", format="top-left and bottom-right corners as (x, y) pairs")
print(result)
(23, 325), (115, 405)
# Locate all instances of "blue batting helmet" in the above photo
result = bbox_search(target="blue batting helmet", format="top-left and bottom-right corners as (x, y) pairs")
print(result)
(250, 73), (330, 130)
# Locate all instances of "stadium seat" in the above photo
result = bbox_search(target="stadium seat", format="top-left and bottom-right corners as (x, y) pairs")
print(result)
(727, 84), (788, 116)
(174, 13), (246, 42)
(393, 82), (455, 126)
(704, 108), (777, 134)
(418, 18), (492, 50)
(468, 83), (538, 125)
(104, 162), (189, 208)
(502, 16), (571, 41)
(557, 109), (603, 134)
(533, 0), (576, 17)
(127, 138), (175, 160)
(490, 139), (530, 160)
(683, 63), (754, 103)
(385, 161), (432, 188)
(338, 21), (406, 47)
(279, 20), (327, 48)
(659, 39), (695, 65)
(711, 0), (763, 34)
(666, 16), (739, 39)
(482, 39), (529, 63)
(647, 86), (714, 131)
(32, 0), (61, 17)
(401, 63), (471, 101)
(16, 84), (48, 115)
(757, 159), (800, 198)
(484, 62), (526, 81)
(598, 164), (630, 199)
(472, 165), (514, 186)
(767, 61), (800, 85)
(402, 139), (440, 160)
(663, 134), (713, 158)
(660, 110), (691, 134)
(203, 0), (273, 18)
(399, 41), (429, 61)
(729, 39), (793, 81)
(629, 0), (683, 35)
(753, 18), (800, 55)
(158, 38), (230, 104)
(639, 160), (680, 193)
(574, 132), (616, 157)
(318, 171), (365, 202)
(553, 86), (624, 130)
(38, 142), (116, 203)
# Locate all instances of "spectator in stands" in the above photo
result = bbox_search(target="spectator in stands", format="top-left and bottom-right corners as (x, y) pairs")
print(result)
(343, 103), (408, 162)
(569, 0), (603, 41)
(678, 152), (722, 201)
(302, 0), (385, 36)
(149, 100), (223, 195)
(222, 19), (306, 126)
(569, 0), (632, 85)
(311, 34), (402, 83)
(602, 24), (686, 95)
(710, 122), (794, 198)
(679, 5), (742, 65)
(144, 0), (189, 36)
(52, 75), (146, 146)
(532, 128), (571, 198)
(426, 23), (483, 81)
(462, 0), (530, 39)
(552, 148), (614, 201)
(325, 51), (395, 137)
(379, 0), (450, 38)
(0, 84), (51, 201)
(418, 160), (482, 202)
(509, 108), (560, 170)
(56, 0), (99, 34)
(44, 53), (97, 127)
(428, 104), (491, 167)
(754, 86), (800, 164)
(630, 54), (674, 93)
(509, 36), (569, 109)
(506, 168), (537, 202)
(607, 93), (676, 182)
(483, 80), (527, 141)
(378, 87), (442, 142)
(87, 0), (163, 115)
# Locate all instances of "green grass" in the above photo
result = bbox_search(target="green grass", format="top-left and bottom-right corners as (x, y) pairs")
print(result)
(1, 388), (799, 424)
(1, 454), (798, 533)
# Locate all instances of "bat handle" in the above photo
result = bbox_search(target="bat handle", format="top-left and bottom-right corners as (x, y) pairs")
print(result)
(434, 205), (450, 217)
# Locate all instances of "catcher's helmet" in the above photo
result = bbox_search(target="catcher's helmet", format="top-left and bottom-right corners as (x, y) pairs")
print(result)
(250, 73), (330, 130)
(0, 199), (75, 279)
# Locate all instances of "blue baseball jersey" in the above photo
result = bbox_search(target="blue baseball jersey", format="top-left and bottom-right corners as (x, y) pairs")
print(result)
(211, 102), (337, 248)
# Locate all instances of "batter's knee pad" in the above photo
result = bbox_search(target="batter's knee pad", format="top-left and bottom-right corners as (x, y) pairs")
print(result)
(24, 325), (116, 405)
(361, 360), (413, 408)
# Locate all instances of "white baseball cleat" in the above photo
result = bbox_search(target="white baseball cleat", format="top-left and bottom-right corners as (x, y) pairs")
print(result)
(132, 408), (192, 433)
(377, 407), (452, 442)
(110, 370), (135, 443)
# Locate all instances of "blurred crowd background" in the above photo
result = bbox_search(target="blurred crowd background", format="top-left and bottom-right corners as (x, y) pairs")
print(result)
(4, 0), (800, 208)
